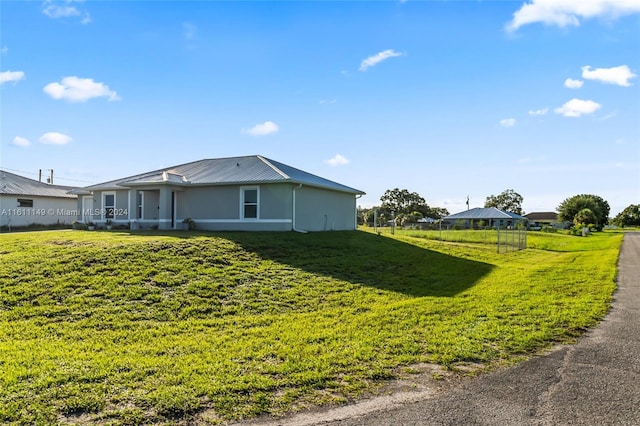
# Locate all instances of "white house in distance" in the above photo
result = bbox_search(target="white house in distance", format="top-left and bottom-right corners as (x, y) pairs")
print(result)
(73, 155), (365, 232)
(0, 169), (78, 228)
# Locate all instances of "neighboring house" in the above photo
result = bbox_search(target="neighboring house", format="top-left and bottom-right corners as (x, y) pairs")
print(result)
(524, 212), (568, 228)
(411, 217), (437, 230)
(0, 169), (78, 228)
(72, 155), (365, 232)
(442, 207), (526, 229)
(417, 217), (437, 223)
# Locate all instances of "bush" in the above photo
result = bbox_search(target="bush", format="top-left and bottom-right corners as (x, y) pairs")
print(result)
(182, 218), (196, 231)
(72, 221), (88, 230)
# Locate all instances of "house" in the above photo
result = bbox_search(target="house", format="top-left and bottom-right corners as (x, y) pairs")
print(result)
(442, 207), (526, 229)
(524, 211), (568, 229)
(0, 169), (78, 228)
(72, 155), (365, 232)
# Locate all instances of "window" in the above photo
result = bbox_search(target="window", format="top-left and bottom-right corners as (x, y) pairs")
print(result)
(242, 187), (259, 219)
(137, 192), (144, 219)
(103, 192), (115, 219)
(18, 199), (33, 207)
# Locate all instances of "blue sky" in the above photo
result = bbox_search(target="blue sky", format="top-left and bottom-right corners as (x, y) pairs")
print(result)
(1, 0), (639, 216)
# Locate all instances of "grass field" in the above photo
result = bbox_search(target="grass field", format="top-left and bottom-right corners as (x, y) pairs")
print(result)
(0, 229), (623, 424)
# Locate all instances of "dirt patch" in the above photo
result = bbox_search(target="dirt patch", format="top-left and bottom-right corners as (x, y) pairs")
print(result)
(230, 361), (483, 426)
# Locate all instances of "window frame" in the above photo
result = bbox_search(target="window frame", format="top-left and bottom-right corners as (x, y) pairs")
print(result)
(240, 186), (259, 220)
(137, 192), (144, 219)
(17, 198), (34, 208)
(102, 191), (116, 220)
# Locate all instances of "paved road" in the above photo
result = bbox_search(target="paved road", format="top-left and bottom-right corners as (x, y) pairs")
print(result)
(239, 232), (640, 426)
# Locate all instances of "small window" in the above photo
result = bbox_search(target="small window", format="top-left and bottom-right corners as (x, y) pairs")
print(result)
(242, 187), (258, 219)
(103, 193), (115, 219)
(18, 199), (34, 208)
(137, 192), (144, 219)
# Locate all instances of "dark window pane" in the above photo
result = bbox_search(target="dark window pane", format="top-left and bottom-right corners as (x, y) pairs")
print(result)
(244, 205), (257, 218)
(244, 189), (257, 203)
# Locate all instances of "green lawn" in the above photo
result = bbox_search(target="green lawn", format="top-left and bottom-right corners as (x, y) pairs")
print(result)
(0, 229), (623, 424)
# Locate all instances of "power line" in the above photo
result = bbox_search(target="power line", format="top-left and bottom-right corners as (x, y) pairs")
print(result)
(0, 167), (97, 184)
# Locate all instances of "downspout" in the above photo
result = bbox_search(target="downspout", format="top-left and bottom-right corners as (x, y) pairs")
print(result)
(292, 184), (307, 233)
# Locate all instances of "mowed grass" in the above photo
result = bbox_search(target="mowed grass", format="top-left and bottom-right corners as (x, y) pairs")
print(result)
(0, 229), (623, 424)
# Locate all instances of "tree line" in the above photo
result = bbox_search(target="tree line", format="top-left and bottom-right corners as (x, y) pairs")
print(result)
(357, 188), (449, 227)
(358, 188), (640, 229)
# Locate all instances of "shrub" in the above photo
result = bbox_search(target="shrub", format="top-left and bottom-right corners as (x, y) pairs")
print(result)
(183, 218), (196, 231)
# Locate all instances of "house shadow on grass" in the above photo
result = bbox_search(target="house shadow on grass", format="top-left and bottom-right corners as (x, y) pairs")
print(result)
(219, 230), (494, 298)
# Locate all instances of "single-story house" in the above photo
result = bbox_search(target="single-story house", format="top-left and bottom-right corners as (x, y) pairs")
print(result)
(442, 207), (526, 229)
(410, 216), (438, 230)
(0, 169), (78, 228)
(72, 155), (365, 232)
(524, 212), (569, 229)
(417, 217), (437, 223)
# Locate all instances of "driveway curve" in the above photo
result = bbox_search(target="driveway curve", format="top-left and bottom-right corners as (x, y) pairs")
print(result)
(237, 232), (640, 426)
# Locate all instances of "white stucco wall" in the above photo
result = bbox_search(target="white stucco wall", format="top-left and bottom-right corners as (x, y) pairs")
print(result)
(0, 195), (78, 227)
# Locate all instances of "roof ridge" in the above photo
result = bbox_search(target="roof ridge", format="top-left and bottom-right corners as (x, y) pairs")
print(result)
(257, 155), (290, 180)
(0, 169), (78, 190)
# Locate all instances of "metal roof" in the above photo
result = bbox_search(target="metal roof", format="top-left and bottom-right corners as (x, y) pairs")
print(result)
(443, 207), (526, 220)
(81, 155), (365, 195)
(0, 170), (78, 199)
(524, 212), (558, 221)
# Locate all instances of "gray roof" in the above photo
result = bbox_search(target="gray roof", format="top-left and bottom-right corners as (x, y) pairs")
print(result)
(81, 155), (365, 195)
(0, 170), (77, 199)
(525, 212), (558, 221)
(443, 207), (526, 221)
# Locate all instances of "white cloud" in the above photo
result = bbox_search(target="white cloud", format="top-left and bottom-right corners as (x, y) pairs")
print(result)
(39, 132), (72, 145)
(528, 107), (549, 116)
(42, 3), (80, 18)
(319, 99), (337, 105)
(42, 0), (91, 24)
(500, 118), (516, 127)
(325, 154), (350, 166)
(554, 98), (602, 117)
(183, 22), (197, 40)
(506, 0), (640, 32)
(359, 49), (404, 71)
(242, 121), (279, 136)
(1, 46), (8, 55)
(0, 70), (25, 84)
(43, 76), (120, 102)
(564, 78), (584, 89)
(12, 137), (31, 147)
(581, 65), (637, 87)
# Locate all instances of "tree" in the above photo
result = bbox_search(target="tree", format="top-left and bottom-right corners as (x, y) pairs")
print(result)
(425, 206), (450, 220)
(374, 188), (449, 225)
(484, 189), (524, 215)
(612, 204), (640, 227)
(379, 188), (428, 216)
(557, 194), (610, 231)
(574, 208), (597, 227)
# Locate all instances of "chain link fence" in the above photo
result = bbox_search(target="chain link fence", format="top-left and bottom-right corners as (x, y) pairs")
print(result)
(369, 225), (527, 253)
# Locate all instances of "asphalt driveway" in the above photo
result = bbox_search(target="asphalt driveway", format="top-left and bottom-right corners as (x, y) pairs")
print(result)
(239, 232), (640, 426)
